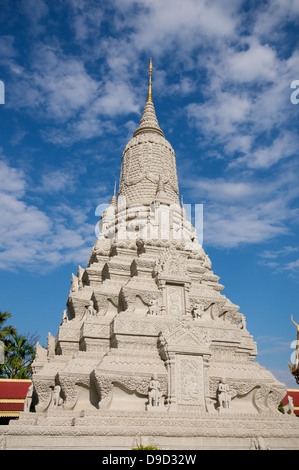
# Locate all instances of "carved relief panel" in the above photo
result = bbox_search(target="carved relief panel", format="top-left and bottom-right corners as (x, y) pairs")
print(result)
(176, 355), (205, 407)
(166, 284), (185, 316)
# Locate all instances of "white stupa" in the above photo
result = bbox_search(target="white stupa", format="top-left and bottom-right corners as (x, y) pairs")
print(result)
(1, 60), (299, 450)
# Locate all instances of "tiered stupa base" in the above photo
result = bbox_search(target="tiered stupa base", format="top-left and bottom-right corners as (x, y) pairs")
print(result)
(3, 409), (299, 450)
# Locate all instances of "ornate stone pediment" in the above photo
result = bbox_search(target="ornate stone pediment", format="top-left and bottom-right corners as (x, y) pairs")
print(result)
(159, 321), (211, 356)
(156, 247), (190, 282)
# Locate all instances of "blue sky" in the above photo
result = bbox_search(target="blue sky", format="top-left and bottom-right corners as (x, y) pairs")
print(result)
(0, 0), (299, 387)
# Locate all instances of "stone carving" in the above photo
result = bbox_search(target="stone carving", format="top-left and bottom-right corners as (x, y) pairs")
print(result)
(192, 303), (203, 320)
(51, 385), (63, 408)
(57, 376), (80, 410)
(251, 437), (269, 450)
(177, 356), (204, 405)
(0, 435), (5, 451)
(283, 396), (296, 416)
(35, 341), (47, 361)
(217, 378), (231, 410)
(160, 322), (210, 352)
(147, 297), (159, 316)
(85, 300), (97, 317)
(33, 379), (54, 412)
(156, 247), (189, 281)
(47, 332), (55, 358)
(70, 273), (79, 292)
(77, 265), (85, 289)
(148, 374), (163, 407)
(24, 383), (33, 413)
(62, 309), (68, 324)
(167, 285), (185, 316)
(239, 314), (246, 330)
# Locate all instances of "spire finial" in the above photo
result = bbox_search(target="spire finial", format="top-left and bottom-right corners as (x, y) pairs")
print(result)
(110, 181), (117, 208)
(147, 58), (153, 103)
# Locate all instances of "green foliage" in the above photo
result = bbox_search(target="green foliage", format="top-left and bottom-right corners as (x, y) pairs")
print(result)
(0, 311), (38, 379)
(278, 401), (284, 414)
(132, 446), (160, 450)
(0, 311), (17, 342)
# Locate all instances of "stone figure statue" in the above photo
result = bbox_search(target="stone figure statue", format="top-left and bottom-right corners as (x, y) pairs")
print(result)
(283, 396), (296, 416)
(148, 374), (162, 407)
(62, 309), (68, 324)
(52, 385), (63, 408)
(24, 383), (33, 413)
(147, 297), (159, 316)
(217, 378), (231, 409)
(192, 303), (203, 319)
(85, 300), (97, 317)
(239, 314), (246, 329)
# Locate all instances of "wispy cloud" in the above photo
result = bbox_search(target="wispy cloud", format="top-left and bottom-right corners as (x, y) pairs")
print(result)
(259, 247), (299, 276)
(187, 162), (299, 249)
(0, 158), (95, 271)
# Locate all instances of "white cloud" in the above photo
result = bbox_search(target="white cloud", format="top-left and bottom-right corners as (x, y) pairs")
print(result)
(284, 259), (299, 271)
(66, 0), (104, 41)
(232, 131), (298, 169)
(187, 92), (251, 137)
(0, 35), (17, 60)
(186, 36), (299, 171)
(202, 202), (287, 248)
(253, 0), (299, 40)
(259, 248), (299, 276)
(124, 0), (240, 54)
(8, 42), (99, 123)
(187, 168), (299, 249)
(260, 246), (299, 260)
(39, 169), (78, 194)
(0, 192), (50, 240)
(227, 38), (278, 83)
(20, 0), (49, 36)
(31, 44), (99, 121)
(193, 178), (262, 203)
(0, 159), (95, 271)
(0, 159), (26, 195)
(89, 81), (140, 118)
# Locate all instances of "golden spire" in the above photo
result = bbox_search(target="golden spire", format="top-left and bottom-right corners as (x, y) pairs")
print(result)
(147, 58), (153, 102)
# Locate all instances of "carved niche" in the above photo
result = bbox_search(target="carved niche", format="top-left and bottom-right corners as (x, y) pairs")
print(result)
(166, 284), (185, 316)
(155, 246), (191, 316)
(158, 322), (211, 409)
(176, 355), (205, 406)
